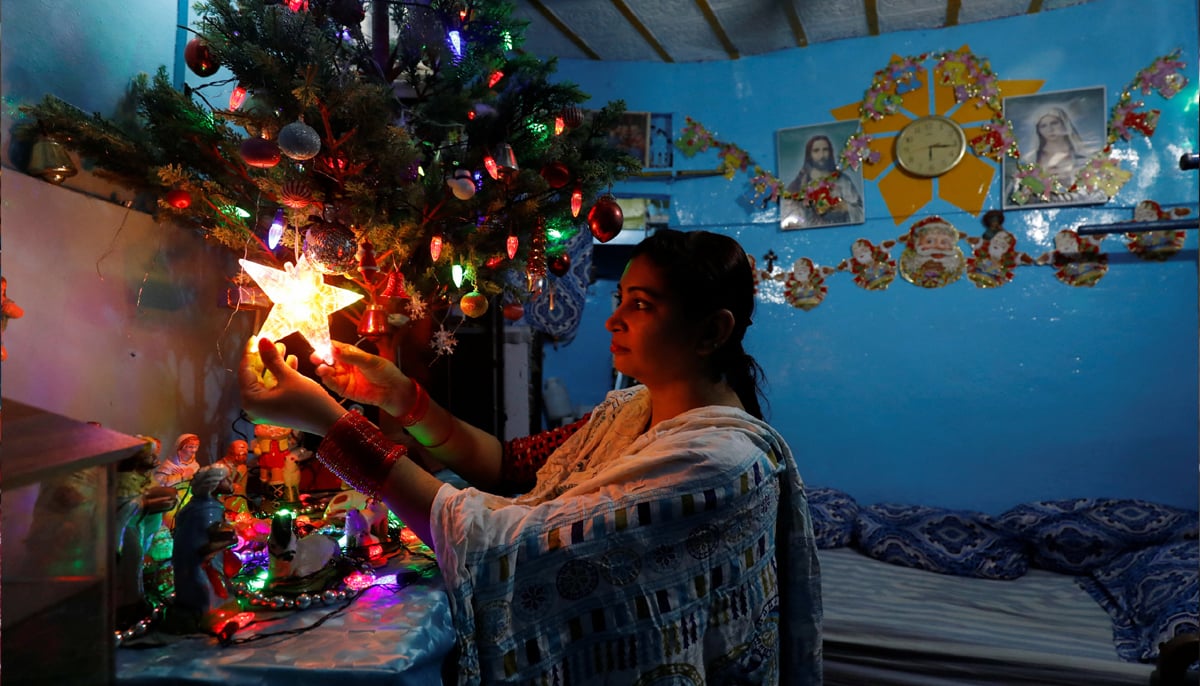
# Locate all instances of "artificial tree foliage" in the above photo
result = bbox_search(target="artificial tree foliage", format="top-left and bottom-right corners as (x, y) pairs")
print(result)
(19, 0), (638, 306)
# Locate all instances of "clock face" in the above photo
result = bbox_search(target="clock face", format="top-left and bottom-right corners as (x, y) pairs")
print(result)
(894, 115), (967, 177)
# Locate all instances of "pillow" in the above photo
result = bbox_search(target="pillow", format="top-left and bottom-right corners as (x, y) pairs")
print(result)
(807, 487), (859, 549)
(997, 498), (1198, 575)
(856, 503), (1029, 579)
(1076, 540), (1199, 662)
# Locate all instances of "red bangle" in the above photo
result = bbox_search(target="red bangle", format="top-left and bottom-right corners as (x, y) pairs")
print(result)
(400, 382), (430, 427)
(316, 410), (406, 499)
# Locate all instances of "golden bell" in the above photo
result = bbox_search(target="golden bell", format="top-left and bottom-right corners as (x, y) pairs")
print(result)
(28, 137), (77, 184)
(357, 303), (390, 339)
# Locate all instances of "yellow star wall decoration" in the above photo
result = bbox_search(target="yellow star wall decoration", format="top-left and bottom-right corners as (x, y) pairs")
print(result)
(239, 255), (364, 363)
(829, 46), (1043, 223)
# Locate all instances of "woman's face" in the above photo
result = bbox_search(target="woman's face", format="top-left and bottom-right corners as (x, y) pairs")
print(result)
(606, 255), (704, 387)
(1037, 113), (1068, 141)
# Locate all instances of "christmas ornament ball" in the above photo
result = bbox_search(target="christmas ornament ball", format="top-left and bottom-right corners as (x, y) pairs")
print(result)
(278, 120), (322, 161)
(165, 189), (192, 209)
(460, 290), (489, 319)
(184, 38), (219, 77)
(587, 196), (624, 243)
(303, 220), (359, 275)
(240, 137), (282, 168)
(241, 94), (281, 139)
(502, 301), (525, 322)
(280, 180), (314, 209)
(447, 169), (476, 200)
(548, 252), (571, 277)
(560, 105), (584, 130)
(539, 161), (571, 189)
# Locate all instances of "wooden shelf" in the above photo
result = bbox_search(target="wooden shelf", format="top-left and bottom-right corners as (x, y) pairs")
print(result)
(2, 398), (146, 489)
(1, 397), (146, 686)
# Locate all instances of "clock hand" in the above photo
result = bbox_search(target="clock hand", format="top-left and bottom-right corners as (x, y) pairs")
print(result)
(929, 143), (958, 149)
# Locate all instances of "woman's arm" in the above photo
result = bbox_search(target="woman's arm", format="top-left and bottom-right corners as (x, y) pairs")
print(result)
(313, 341), (506, 491)
(241, 337), (445, 545)
(396, 380), (506, 491)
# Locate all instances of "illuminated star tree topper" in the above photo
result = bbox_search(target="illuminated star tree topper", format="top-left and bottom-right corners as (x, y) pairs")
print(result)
(239, 255), (363, 363)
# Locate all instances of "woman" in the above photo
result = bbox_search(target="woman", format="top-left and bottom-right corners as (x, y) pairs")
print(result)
(1011, 106), (1107, 206)
(240, 229), (822, 684)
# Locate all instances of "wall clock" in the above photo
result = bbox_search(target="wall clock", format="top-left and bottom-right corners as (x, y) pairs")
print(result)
(894, 115), (967, 178)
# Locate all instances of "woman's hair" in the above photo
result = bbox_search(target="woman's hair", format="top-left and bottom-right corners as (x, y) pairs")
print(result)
(629, 229), (768, 419)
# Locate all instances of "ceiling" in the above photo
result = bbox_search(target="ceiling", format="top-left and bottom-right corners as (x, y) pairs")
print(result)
(509, 0), (1099, 63)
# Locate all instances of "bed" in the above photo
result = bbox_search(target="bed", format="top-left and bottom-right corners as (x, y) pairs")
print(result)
(808, 489), (1199, 686)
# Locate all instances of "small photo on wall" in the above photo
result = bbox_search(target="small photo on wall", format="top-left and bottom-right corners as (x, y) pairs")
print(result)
(648, 113), (674, 169)
(605, 111), (651, 167)
(1002, 86), (1108, 210)
(777, 120), (865, 230)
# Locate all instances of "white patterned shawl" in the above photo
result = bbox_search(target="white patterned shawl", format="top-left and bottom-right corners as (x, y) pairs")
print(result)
(430, 386), (822, 685)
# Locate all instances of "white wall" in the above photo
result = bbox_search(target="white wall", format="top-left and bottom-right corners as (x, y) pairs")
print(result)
(2, 171), (253, 461)
(1, 1), (255, 459)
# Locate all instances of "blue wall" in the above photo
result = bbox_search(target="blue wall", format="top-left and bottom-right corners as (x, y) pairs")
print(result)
(2, 0), (1195, 514)
(544, 0), (1200, 513)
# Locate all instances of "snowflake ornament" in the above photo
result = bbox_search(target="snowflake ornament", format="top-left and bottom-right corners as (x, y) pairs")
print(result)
(430, 325), (458, 357)
(406, 293), (428, 321)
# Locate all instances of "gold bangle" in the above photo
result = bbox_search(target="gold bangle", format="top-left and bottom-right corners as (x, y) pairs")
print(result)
(419, 418), (457, 450)
(400, 381), (430, 427)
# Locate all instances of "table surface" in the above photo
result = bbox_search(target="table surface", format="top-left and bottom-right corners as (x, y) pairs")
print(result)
(117, 554), (456, 686)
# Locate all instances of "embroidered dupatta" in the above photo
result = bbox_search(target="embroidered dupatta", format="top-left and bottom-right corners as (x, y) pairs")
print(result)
(430, 387), (822, 685)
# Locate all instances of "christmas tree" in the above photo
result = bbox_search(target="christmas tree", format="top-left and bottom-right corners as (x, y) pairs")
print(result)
(19, 0), (638, 340)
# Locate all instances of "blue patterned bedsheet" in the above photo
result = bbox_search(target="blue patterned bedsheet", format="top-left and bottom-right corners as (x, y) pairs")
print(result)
(819, 547), (1154, 686)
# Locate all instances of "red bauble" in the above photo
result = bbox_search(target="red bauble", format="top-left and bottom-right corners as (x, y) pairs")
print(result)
(548, 252), (571, 277)
(502, 301), (525, 321)
(460, 291), (489, 319)
(587, 196), (624, 243)
(560, 105), (584, 130)
(539, 161), (571, 189)
(165, 189), (192, 209)
(184, 38), (219, 77)
(280, 180), (314, 209)
(240, 137), (281, 168)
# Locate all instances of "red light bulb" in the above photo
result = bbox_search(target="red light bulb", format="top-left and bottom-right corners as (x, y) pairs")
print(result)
(571, 186), (583, 218)
(229, 85), (247, 110)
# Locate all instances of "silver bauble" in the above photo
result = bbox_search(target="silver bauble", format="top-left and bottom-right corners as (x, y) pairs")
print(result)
(304, 220), (359, 275)
(278, 120), (322, 161)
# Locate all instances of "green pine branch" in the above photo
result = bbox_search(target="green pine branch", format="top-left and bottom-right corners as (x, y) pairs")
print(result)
(19, 0), (636, 302)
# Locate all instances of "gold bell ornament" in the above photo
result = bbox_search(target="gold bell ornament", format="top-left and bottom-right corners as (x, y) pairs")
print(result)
(27, 136), (77, 184)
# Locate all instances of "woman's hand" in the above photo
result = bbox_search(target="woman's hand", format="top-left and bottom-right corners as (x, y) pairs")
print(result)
(240, 337), (347, 436)
(311, 341), (415, 417)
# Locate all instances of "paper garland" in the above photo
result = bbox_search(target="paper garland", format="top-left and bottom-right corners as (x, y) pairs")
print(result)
(1125, 200), (1189, 261)
(767, 202), (1191, 310)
